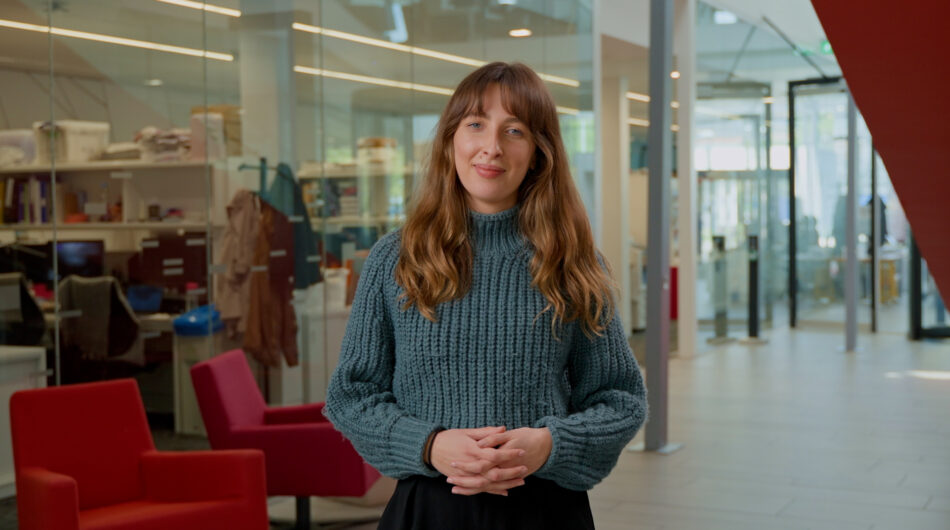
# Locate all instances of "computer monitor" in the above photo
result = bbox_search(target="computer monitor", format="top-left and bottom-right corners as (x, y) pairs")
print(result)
(56, 240), (104, 279)
(0, 242), (51, 286)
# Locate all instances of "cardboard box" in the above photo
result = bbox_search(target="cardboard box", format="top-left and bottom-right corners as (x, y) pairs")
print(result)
(191, 104), (241, 156)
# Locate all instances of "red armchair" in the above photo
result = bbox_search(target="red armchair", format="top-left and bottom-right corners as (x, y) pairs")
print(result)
(9, 378), (268, 530)
(190, 349), (381, 529)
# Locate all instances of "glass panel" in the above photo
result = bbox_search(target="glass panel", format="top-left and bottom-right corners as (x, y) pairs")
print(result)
(0, 0), (592, 421)
(39, 2), (213, 439)
(921, 258), (950, 329)
(792, 86), (849, 326)
(0, 0), (54, 409)
(695, 96), (770, 341)
(874, 153), (911, 333)
(854, 111), (873, 327)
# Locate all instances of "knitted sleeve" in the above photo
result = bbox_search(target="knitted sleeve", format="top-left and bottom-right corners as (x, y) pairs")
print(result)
(323, 234), (442, 479)
(532, 309), (648, 490)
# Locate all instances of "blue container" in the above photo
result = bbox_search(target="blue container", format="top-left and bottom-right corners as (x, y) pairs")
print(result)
(126, 285), (163, 312)
(173, 304), (223, 336)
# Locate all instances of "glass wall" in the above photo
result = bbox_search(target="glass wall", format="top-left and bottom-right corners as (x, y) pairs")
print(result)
(692, 1), (818, 343)
(872, 152), (911, 334)
(0, 0), (593, 435)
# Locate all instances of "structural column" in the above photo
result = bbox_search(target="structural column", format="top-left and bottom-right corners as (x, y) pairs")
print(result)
(674, 0), (697, 359)
(644, 0), (676, 452)
(845, 88), (858, 351)
(239, 0), (299, 168)
(599, 77), (632, 335)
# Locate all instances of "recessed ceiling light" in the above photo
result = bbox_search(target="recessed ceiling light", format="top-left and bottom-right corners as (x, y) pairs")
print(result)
(713, 10), (737, 24)
(145, 78), (163, 86)
(498, 0), (517, 5)
(670, 71), (681, 79)
(509, 28), (532, 38)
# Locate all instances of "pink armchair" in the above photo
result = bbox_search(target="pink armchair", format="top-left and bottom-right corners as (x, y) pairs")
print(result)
(9, 379), (268, 530)
(190, 349), (381, 529)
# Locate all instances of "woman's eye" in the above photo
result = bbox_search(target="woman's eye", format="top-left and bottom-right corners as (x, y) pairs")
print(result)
(507, 128), (524, 136)
(467, 122), (482, 130)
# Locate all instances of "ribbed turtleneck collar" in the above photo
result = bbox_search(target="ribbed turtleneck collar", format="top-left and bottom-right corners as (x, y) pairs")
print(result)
(469, 205), (525, 255)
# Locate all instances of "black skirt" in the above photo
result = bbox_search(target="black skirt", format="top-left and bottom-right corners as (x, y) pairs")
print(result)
(377, 474), (595, 530)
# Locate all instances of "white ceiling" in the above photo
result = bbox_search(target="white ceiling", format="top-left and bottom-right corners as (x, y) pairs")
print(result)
(703, 0), (829, 47)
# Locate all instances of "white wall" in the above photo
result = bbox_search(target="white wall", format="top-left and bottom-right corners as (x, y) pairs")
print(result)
(599, 0), (651, 48)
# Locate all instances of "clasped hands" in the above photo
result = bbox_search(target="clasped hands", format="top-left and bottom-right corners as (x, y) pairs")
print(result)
(429, 426), (552, 497)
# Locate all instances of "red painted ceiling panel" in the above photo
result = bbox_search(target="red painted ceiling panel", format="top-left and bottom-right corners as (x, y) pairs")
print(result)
(811, 0), (950, 303)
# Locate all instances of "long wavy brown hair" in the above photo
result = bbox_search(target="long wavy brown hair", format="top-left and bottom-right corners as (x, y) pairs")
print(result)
(395, 62), (615, 337)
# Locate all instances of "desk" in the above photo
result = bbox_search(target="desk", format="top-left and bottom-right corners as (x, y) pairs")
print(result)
(827, 257), (900, 303)
(0, 346), (46, 499)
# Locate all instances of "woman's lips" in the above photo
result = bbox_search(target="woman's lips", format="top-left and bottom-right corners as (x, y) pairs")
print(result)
(474, 164), (505, 178)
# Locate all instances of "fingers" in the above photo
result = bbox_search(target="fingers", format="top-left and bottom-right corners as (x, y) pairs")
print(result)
(450, 460), (528, 480)
(461, 426), (506, 440)
(478, 447), (524, 464)
(447, 475), (526, 495)
(481, 465), (528, 482)
(450, 487), (510, 497)
(449, 459), (492, 475)
(475, 432), (513, 448)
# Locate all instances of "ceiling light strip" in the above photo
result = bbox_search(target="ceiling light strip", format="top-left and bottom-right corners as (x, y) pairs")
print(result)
(0, 18), (233, 61)
(294, 65), (579, 114)
(627, 117), (679, 132)
(294, 66), (453, 96)
(292, 22), (579, 88)
(155, 0), (241, 17)
(626, 91), (681, 109)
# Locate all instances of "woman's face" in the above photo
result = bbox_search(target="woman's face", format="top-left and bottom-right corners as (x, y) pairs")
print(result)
(453, 84), (535, 214)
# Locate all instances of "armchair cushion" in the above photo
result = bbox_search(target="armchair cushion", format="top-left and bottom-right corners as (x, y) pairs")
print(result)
(140, 449), (266, 504)
(79, 499), (254, 530)
(230, 423), (372, 497)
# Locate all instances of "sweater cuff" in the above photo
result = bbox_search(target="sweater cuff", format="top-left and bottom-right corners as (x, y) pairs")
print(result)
(388, 414), (442, 478)
(532, 416), (587, 482)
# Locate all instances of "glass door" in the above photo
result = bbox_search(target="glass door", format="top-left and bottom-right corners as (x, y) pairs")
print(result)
(788, 77), (873, 330)
(695, 82), (776, 341)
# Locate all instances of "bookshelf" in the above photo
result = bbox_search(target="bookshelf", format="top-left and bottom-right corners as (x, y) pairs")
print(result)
(297, 162), (413, 228)
(0, 159), (228, 230)
(0, 160), (209, 175)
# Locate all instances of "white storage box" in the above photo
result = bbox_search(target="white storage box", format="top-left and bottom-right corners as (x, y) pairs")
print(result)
(33, 120), (110, 164)
(0, 130), (35, 167)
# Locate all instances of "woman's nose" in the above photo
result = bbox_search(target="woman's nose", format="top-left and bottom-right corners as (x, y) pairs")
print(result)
(481, 132), (503, 157)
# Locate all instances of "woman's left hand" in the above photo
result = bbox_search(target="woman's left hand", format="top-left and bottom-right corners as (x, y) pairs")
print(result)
(446, 427), (552, 495)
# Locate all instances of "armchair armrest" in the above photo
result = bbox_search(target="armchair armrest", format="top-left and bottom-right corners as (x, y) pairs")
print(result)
(141, 450), (266, 503)
(16, 467), (79, 530)
(264, 402), (327, 425)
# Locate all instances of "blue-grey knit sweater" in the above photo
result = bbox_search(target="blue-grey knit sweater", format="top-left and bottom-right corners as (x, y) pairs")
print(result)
(324, 205), (647, 491)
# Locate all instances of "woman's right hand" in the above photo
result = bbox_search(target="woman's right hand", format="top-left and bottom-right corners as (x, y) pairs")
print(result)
(430, 426), (529, 496)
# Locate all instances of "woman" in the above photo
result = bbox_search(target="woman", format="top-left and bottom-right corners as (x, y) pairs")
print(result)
(324, 62), (647, 529)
